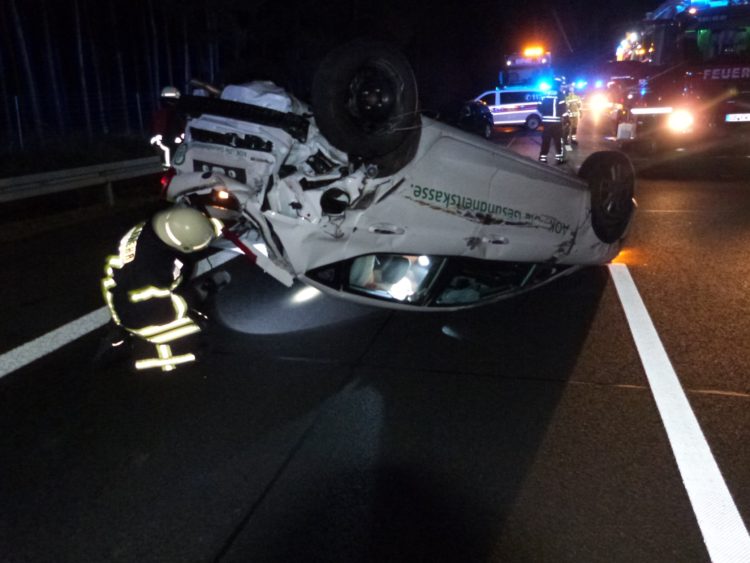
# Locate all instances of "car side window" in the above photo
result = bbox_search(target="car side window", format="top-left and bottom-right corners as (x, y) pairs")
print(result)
(478, 93), (496, 105)
(500, 91), (540, 105)
(500, 92), (526, 105)
(434, 259), (533, 306)
(433, 259), (574, 306)
(348, 254), (444, 303)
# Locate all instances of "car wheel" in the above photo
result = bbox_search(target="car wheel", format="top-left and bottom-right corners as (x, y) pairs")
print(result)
(525, 115), (541, 130)
(311, 39), (421, 173)
(578, 151), (635, 244)
(362, 130), (421, 178)
(482, 122), (493, 139)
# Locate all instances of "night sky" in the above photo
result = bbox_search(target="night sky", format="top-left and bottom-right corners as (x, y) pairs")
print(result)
(0, 0), (658, 143)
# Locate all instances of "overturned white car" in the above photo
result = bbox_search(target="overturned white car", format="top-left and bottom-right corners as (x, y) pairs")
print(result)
(162, 40), (635, 311)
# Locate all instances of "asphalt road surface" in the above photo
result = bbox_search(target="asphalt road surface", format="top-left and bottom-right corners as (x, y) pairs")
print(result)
(1, 118), (750, 563)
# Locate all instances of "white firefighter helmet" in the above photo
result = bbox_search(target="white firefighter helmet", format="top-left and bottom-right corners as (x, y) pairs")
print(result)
(152, 207), (216, 252)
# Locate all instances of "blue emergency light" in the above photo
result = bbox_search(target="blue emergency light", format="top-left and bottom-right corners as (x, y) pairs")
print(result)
(690, 0), (730, 8)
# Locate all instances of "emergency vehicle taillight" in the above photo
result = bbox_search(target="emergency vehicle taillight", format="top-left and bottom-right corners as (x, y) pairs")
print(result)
(160, 167), (176, 198)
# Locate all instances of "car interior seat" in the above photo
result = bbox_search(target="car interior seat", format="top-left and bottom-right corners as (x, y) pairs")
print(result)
(379, 256), (410, 284)
(349, 255), (376, 287)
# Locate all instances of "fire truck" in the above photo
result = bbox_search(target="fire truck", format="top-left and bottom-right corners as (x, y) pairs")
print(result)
(500, 46), (555, 88)
(613, 0), (750, 155)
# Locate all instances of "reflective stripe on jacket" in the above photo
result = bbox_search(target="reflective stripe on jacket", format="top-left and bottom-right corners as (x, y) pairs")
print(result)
(540, 95), (567, 123)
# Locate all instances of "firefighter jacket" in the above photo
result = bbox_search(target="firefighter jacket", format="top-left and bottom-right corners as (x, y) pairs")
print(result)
(539, 93), (568, 123)
(101, 220), (205, 371)
(565, 92), (582, 118)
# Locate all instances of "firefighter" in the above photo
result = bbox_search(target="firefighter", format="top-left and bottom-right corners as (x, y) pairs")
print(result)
(564, 83), (583, 147)
(100, 206), (224, 372)
(538, 78), (568, 165)
(562, 112), (572, 152)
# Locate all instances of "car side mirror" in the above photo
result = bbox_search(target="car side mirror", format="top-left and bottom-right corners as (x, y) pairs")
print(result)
(160, 86), (181, 99)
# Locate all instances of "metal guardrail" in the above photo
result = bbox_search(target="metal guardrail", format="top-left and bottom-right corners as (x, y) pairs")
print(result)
(0, 156), (165, 204)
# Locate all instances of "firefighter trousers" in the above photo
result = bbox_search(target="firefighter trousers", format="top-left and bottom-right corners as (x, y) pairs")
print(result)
(539, 121), (565, 163)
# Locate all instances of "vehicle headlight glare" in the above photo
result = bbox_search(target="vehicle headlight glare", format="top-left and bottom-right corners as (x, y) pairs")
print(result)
(589, 93), (610, 114)
(291, 286), (321, 304)
(667, 109), (694, 133)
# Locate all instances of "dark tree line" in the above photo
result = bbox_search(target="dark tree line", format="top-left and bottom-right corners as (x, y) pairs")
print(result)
(2, 0), (266, 147)
(0, 0), (346, 147)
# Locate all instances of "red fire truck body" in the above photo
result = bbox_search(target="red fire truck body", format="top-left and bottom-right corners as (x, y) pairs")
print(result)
(615, 0), (750, 156)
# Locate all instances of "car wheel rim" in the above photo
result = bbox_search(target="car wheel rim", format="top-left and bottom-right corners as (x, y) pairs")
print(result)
(349, 65), (399, 129)
(597, 162), (632, 224)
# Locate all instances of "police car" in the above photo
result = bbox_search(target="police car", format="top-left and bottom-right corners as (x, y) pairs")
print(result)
(474, 86), (544, 130)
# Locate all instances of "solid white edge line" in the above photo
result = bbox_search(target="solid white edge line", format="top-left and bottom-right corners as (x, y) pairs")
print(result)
(609, 263), (750, 563)
(0, 252), (240, 380)
(0, 308), (111, 379)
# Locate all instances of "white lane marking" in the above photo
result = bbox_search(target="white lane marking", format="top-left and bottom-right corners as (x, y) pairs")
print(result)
(0, 308), (111, 379)
(609, 263), (750, 562)
(0, 252), (239, 379)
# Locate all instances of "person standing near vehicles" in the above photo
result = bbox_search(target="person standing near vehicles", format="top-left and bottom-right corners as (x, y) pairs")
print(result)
(99, 206), (224, 372)
(564, 84), (583, 147)
(562, 112), (572, 152)
(538, 78), (568, 165)
(150, 100), (185, 166)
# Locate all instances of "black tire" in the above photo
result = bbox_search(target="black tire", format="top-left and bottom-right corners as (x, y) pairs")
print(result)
(525, 114), (541, 130)
(361, 127), (421, 178)
(482, 122), (493, 139)
(578, 151), (635, 244)
(311, 39), (421, 163)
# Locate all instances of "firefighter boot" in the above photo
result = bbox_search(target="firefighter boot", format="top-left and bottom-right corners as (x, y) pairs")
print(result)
(92, 323), (133, 370)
